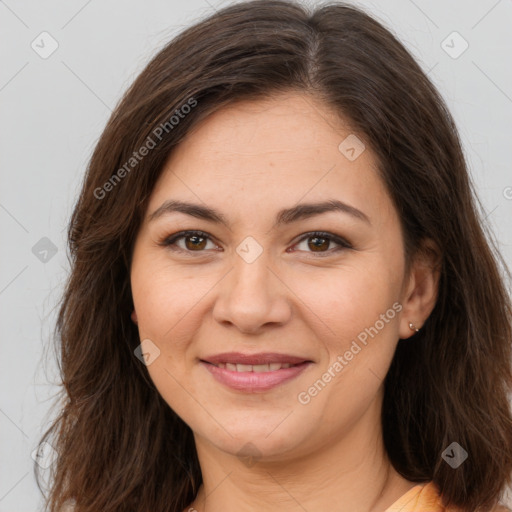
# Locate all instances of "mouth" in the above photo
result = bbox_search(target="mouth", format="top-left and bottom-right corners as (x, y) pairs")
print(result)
(203, 361), (299, 372)
(200, 352), (313, 392)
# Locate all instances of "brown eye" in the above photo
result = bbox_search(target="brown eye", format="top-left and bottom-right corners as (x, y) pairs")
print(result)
(161, 230), (217, 253)
(308, 235), (330, 252)
(184, 233), (207, 250)
(292, 231), (352, 256)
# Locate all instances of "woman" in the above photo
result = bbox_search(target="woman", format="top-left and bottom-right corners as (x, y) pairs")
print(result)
(35, 1), (512, 511)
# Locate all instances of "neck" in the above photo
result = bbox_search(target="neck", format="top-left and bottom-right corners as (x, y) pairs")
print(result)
(185, 391), (416, 512)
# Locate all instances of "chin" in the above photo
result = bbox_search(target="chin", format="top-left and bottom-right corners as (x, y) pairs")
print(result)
(196, 415), (311, 461)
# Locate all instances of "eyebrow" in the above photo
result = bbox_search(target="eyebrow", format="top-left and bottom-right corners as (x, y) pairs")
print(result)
(148, 199), (371, 227)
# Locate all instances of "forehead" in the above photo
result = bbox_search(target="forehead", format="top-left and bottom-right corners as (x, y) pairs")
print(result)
(147, 92), (394, 227)
(171, 92), (356, 165)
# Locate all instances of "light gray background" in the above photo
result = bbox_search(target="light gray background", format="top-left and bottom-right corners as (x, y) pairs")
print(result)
(1, 0), (511, 511)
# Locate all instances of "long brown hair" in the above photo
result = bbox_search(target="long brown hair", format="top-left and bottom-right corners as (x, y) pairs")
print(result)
(35, 1), (512, 511)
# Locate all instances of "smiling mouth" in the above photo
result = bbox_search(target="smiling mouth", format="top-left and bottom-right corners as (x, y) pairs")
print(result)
(200, 359), (313, 392)
(199, 352), (313, 391)
(203, 362), (300, 372)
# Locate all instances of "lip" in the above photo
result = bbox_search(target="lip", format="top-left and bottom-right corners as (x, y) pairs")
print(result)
(202, 352), (311, 366)
(200, 352), (313, 392)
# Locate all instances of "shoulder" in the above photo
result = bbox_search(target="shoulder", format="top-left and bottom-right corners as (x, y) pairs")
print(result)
(427, 482), (511, 512)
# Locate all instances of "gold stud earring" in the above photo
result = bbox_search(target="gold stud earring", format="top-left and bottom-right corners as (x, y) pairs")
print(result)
(409, 322), (419, 332)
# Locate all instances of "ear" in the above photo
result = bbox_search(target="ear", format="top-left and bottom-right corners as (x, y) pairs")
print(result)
(131, 310), (138, 325)
(398, 238), (441, 339)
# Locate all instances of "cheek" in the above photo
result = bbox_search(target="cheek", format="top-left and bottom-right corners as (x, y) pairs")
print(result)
(131, 257), (210, 341)
(290, 256), (402, 390)
(290, 258), (401, 339)
(130, 261), (207, 417)
(294, 274), (400, 430)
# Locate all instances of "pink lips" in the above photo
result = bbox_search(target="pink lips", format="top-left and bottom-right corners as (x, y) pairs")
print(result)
(200, 352), (313, 392)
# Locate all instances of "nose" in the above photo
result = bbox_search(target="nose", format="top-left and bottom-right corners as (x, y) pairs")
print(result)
(212, 250), (292, 334)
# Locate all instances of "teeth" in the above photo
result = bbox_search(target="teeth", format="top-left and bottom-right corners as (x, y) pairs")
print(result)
(252, 364), (270, 372)
(216, 362), (296, 372)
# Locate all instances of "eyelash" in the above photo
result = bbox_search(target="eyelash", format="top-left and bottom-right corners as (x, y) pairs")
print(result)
(159, 230), (353, 257)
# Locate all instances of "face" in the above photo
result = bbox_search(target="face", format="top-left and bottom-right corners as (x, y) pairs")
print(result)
(130, 91), (416, 462)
